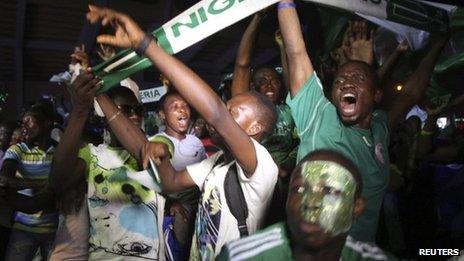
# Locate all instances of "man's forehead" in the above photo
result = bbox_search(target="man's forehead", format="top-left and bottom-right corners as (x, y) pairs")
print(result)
(337, 65), (368, 76)
(297, 160), (355, 182)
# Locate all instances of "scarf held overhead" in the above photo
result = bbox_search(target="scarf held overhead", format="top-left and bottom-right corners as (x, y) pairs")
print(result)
(93, 0), (453, 93)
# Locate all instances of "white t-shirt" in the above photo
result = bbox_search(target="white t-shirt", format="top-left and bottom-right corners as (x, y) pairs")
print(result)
(81, 144), (166, 261)
(406, 105), (428, 128)
(157, 132), (206, 171)
(187, 138), (278, 260)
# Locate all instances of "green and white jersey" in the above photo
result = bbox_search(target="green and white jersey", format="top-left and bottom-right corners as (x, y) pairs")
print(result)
(217, 222), (292, 261)
(262, 104), (298, 166)
(286, 73), (390, 243)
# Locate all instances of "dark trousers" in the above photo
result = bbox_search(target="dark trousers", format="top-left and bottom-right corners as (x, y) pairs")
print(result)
(4, 228), (55, 261)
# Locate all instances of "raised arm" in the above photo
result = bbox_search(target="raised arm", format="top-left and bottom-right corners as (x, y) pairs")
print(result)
(95, 94), (147, 162)
(278, 0), (313, 97)
(49, 72), (100, 195)
(231, 13), (263, 97)
(275, 29), (290, 90)
(377, 40), (408, 83)
(386, 36), (448, 129)
(88, 5), (259, 175)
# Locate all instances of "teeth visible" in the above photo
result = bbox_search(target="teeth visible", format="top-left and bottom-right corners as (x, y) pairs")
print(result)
(342, 93), (355, 98)
(266, 92), (274, 95)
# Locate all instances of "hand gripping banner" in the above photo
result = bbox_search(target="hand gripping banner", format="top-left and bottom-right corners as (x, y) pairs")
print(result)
(93, 0), (280, 93)
(301, 0), (453, 33)
(92, 0), (454, 93)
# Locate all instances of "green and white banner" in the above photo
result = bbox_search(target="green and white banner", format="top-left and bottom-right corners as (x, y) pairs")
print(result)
(302, 0), (453, 33)
(93, 0), (455, 93)
(93, 0), (280, 93)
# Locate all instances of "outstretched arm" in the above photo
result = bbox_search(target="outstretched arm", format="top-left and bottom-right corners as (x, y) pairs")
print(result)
(278, 1), (313, 97)
(0, 186), (55, 214)
(87, 5), (258, 176)
(49, 72), (100, 195)
(377, 40), (408, 82)
(386, 36), (448, 129)
(275, 29), (290, 90)
(231, 13), (263, 97)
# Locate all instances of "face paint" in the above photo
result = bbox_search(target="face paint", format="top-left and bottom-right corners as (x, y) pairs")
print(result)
(298, 160), (357, 236)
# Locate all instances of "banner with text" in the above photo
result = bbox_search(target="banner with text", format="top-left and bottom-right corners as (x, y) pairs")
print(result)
(93, 0), (280, 93)
(139, 86), (167, 104)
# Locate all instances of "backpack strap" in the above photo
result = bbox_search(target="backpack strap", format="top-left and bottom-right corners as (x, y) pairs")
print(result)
(212, 156), (249, 238)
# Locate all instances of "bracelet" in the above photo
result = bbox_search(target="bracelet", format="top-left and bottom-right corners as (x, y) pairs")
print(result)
(107, 110), (122, 123)
(420, 130), (435, 136)
(278, 2), (296, 9)
(135, 33), (155, 56)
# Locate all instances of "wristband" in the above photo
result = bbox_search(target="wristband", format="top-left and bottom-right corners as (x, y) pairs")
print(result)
(278, 2), (296, 9)
(107, 110), (122, 123)
(420, 130), (435, 136)
(135, 33), (155, 56)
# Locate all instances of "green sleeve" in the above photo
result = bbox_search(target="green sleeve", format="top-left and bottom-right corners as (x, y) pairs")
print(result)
(286, 73), (333, 139)
(216, 245), (231, 261)
(149, 135), (175, 159)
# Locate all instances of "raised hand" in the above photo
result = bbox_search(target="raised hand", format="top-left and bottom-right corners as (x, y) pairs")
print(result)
(342, 20), (375, 65)
(97, 43), (116, 61)
(396, 39), (410, 52)
(86, 5), (145, 49)
(71, 71), (101, 110)
(71, 44), (89, 69)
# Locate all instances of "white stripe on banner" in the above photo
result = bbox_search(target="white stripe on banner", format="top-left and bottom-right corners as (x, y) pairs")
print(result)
(302, 0), (388, 19)
(161, 0), (281, 54)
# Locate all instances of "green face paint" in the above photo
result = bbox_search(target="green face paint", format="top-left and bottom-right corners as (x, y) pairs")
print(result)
(297, 160), (357, 236)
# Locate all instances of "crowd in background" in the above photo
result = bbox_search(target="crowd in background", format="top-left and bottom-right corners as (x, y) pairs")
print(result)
(0, 1), (463, 261)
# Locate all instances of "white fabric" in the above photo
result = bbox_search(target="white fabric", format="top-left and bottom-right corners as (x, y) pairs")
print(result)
(186, 138), (278, 260)
(406, 105), (428, 128)
(86, 144), (165, 261)
(157, 132), (206, 171)
(49, 199), (89, 261)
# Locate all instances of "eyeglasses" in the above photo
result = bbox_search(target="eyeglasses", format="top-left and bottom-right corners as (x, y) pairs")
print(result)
(117, 104), (145, 116)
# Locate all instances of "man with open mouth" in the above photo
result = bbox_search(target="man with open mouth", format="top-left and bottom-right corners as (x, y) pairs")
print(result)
(278, 0), (448, 259)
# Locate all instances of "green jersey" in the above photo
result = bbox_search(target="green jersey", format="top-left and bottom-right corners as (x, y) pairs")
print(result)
(262, 104), (299, 166)
(217, 222), (292, 261)
(286, 73), (390, 243)
(218, 222), (393, 261)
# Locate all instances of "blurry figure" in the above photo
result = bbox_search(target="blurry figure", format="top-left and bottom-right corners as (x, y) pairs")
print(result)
(218, 150), (376, 261)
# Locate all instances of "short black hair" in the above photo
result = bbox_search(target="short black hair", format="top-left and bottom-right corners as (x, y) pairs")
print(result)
(252, 67), (281, 84)
(26, 104), (53, 124)
(295, 149), (363, 198)
(338, 60), (380, 90)
(156, 91), (181, 112)
(247, 91), (277, 138)
(107, 85), (138, 102)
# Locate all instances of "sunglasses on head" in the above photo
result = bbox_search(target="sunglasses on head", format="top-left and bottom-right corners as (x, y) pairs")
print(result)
(117, 104), (145, 116)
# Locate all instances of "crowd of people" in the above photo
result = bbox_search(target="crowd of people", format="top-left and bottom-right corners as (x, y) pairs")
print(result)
(0, 1), (462, 260)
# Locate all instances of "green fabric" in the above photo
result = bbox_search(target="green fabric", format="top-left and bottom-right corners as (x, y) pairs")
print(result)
(217, 222), (292, 261)
(262, 104), (299, 166)
(451, 7), (464, 28)
(341, 236), (397, 261)
(286, 73), (390, 243)
(148, 135), (175, 159)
